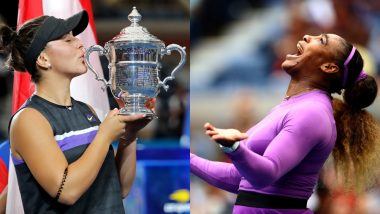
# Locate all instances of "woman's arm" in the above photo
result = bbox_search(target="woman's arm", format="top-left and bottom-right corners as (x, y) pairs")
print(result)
(10, 108), (143, 205)
(190, 153), (241, 193)
(225, 108), (332, 188)
(114, 116), (152, 197)
(115, 137), (137, 198)
(113, 97), (154, 197)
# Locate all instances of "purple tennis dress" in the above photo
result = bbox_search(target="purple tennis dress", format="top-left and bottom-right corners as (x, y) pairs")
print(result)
(191, 90), (337, 214)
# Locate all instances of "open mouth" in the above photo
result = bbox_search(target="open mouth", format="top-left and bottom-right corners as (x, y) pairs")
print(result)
(296, 42), (303, 56)
(286, 42), (303, 60)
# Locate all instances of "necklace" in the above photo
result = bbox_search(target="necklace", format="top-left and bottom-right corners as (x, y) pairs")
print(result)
(37, 90), (72, 110)
(284, 88), (316, 100)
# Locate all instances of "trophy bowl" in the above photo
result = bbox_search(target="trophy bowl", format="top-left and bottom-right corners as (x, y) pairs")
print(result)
(85, 7), (186, 118)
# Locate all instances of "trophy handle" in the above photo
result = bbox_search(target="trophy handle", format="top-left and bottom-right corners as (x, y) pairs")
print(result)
(159, 44), (187, 91)
(85, 45), (110, 90)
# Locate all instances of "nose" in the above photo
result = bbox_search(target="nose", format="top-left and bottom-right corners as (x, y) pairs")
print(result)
(78, 41), (84, 49)
(74, 37), (84, 49)
(303, 35), (310, 43)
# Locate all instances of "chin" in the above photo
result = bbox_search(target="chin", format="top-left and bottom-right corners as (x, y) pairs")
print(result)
(71, 69), (87, 78)
(281, 60), (298, 74)
(79, 65), (88, 74)
(81, 68), (88, 74)
(281, 60), (291, 72)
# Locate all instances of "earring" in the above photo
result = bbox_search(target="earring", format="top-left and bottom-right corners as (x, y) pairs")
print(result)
(47, 64), (52, 69)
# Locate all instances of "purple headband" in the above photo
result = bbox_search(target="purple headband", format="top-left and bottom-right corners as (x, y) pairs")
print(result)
(341, 47), (367, 87)
(356, 69), (367, 82)
(342, 47), (356, 87)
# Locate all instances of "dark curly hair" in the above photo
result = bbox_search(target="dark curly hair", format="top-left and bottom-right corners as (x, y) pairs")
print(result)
(331, 39), (380, 192)
(0, 16), (48, 83)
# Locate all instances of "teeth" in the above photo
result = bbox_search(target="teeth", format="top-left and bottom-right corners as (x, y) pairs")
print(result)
(297, 43), (303, 55)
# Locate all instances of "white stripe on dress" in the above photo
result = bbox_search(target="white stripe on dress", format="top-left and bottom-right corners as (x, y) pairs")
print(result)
(54, 125), (99, 141)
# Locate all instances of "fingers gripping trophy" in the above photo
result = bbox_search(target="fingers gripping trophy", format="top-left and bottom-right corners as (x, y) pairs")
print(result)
(85, 7), (186, 118)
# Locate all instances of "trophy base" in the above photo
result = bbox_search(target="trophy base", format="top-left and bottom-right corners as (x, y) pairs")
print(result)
(118, 108), (157, 119)
(118, 94), (158, 119)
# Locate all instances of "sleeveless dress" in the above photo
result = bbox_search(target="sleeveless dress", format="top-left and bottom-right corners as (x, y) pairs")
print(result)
(9, 95), (124, 214)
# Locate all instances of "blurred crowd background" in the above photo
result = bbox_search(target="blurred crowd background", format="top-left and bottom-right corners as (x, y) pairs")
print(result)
(0, 0), (190, 144)
(190, 0), (380, 213)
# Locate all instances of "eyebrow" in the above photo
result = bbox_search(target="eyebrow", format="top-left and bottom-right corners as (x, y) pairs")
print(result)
(61, 31), (74, 38)
(322, 34), (328, 45)
(60, 34), (70, 39)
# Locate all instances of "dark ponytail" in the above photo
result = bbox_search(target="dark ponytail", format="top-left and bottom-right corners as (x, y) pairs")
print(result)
(0, 16), (48, 82)
(0, 25), (17, 55)
(343, 75), (378, 110)
(0, 25), (25, 72)
(332, 41), (380, 192)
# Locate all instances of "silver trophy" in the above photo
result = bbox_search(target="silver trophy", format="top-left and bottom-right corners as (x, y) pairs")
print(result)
(85, 7), (186, 118)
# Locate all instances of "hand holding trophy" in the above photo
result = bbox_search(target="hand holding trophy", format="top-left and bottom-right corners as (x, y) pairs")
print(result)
(85, 7), (186, 119)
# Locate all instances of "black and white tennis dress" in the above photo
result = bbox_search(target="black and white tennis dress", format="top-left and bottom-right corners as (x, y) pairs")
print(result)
(10, 95), (124, 213)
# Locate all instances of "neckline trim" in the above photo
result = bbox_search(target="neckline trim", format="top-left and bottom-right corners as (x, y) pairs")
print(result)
(33, 94), (74, 110)
(281, 89), (331, 104)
